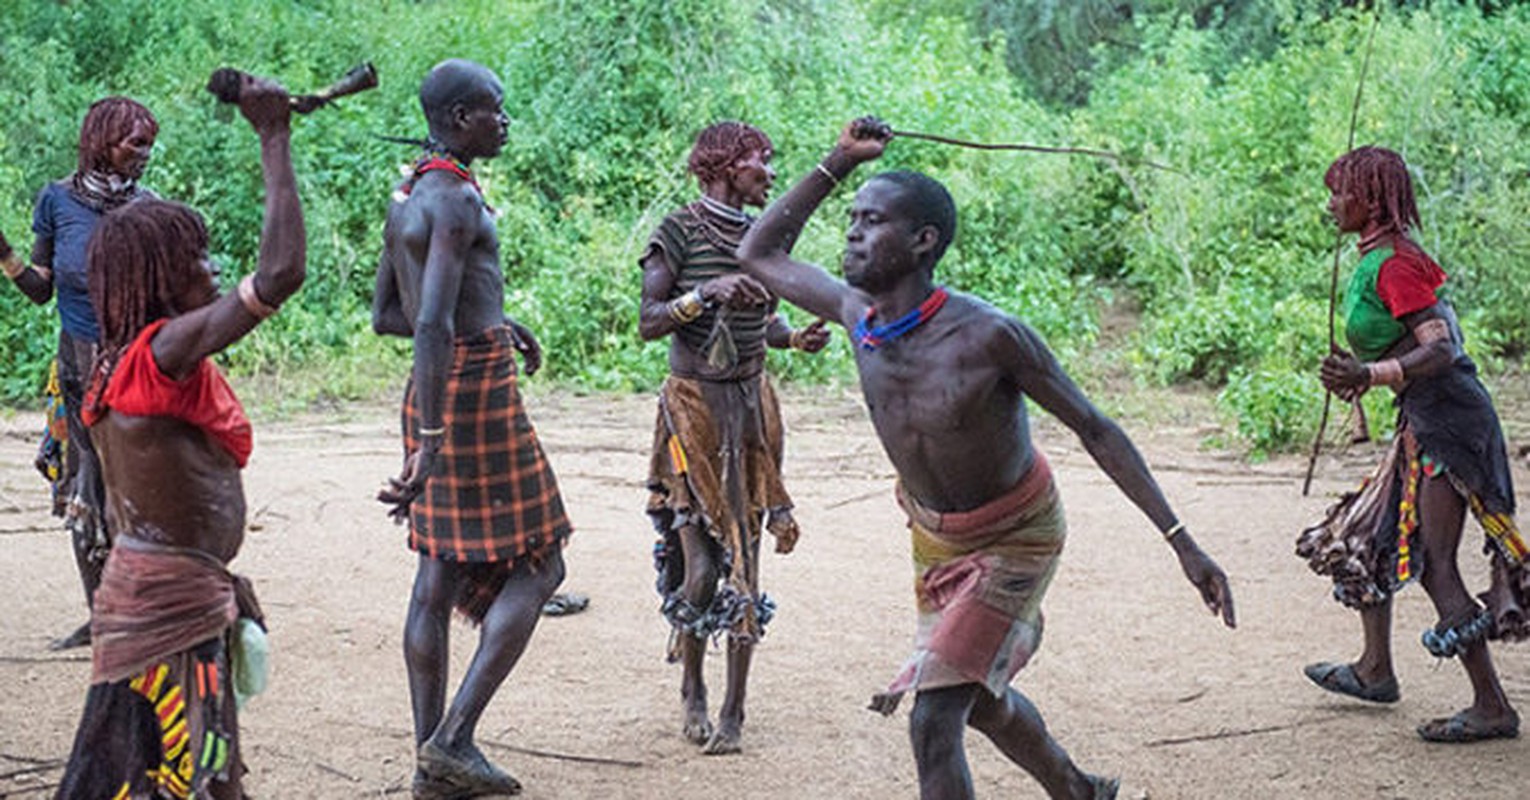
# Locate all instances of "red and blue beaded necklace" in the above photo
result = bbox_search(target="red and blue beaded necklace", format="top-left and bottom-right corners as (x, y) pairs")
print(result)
(393, 148), (494, 213)
(853, 287), (949, 350)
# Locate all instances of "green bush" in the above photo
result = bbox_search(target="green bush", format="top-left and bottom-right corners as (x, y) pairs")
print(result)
(1217, 366), (1322, 459)
(0, 1), (1524, 456)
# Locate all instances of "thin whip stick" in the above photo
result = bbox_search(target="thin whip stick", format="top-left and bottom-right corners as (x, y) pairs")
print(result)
(1303, 13), (1381, 496)
(890, 130), (1184, 174)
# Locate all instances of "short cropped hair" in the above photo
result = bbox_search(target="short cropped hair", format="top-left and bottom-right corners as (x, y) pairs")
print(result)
(77, 97), (158, 176)
(688, 121), (772, 186)
(871, 170), (957, 265)
(1325, 146), (1420, 235)
(419, 59), (499, 132)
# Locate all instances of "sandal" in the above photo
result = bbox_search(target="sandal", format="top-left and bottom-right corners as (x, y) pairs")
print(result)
(1417, 710), (1520, 743)
(417, 740), (521, 797)
(1088, 775), (1120, 799)
(48, 621), (92, 651)
(1302, 661), (1399, 704)
(542, 592), (590, 617)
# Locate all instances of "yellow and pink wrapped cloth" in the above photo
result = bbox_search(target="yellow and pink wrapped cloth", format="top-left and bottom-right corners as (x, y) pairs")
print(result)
(873, 452), (1067, 714)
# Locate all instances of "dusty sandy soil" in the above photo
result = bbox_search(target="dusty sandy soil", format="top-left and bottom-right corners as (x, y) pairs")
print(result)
(2, 385), (1527, 799)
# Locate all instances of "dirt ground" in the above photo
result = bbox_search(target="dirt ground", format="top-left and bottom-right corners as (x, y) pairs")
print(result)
(2, 384), (1527, 800)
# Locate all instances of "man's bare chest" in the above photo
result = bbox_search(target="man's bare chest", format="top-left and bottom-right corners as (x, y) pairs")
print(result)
(857, 352), (1004, 436)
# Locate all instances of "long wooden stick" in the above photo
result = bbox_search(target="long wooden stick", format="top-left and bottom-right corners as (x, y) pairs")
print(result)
(0, 783), (60, 799)
(1303, 13), (1381, 496)
(1144, 714), (1345, 748)
(0, 760), (64, 781)
(890, 129), (1184, 174)
(349, 722), (647, 769)
(478, 738), (646, 769)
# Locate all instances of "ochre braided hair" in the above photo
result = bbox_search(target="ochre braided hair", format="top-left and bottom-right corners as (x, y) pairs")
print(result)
(687, 121), (772, 186)
(1324, 146), (1420, 236)
(77, 97), (158, 175)
(87, 199), (210, 355)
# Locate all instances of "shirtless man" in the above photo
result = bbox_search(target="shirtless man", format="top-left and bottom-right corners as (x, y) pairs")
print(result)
(737, 119), (1236, 800)
(53, 73), (302, 800)
(373, 59), (572, 799)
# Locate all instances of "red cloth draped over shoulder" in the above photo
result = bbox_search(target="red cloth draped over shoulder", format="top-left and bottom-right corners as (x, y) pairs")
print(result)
(83, 318), (253, 467)
(1376, 240), (1447, 318)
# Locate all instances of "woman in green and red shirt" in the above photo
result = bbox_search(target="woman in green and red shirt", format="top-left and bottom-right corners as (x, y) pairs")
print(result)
(1296, 146), (1526, 743)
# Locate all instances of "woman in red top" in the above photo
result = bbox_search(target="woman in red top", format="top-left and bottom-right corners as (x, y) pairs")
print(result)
(1298, 146), (1526, 743)
(55, 73), (306, 800)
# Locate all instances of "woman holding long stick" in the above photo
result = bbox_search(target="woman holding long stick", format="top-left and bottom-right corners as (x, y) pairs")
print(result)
(1297, 146), (1526, 743)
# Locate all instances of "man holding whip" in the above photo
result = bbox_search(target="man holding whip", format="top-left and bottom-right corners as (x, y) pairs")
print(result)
(738, 118), (1235, 800)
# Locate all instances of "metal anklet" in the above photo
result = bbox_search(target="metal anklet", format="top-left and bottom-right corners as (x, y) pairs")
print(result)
(1421, 609), (1493, 658)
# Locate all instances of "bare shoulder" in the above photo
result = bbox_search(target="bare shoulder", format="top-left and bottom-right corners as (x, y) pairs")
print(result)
(943, 292), (1030, 347)
(410, 171), (487, 225)
(942, 292), (1052, 368)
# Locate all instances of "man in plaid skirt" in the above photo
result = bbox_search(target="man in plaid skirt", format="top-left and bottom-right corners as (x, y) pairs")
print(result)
(374, 59), (572, 800)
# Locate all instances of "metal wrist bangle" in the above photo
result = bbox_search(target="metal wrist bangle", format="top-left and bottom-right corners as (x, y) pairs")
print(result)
(1161, 521), (1186, 541)
(669, 290), (704, 324)
(814, 162), (840, 187)
(1368, 359), (1404, 387)
(667, 301), (694, 324)
(238, 275), (280, 319)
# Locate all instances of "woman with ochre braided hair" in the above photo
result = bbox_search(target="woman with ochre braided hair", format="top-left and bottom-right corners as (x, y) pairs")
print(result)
(1297, 145), (1526, 743)
(53, 73), (304, 799)
(1, 96), (159, 651)
(639, 121), (830, 755)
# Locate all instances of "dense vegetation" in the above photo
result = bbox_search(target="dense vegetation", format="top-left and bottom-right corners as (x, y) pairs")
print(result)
(1, 1), (1526, 454)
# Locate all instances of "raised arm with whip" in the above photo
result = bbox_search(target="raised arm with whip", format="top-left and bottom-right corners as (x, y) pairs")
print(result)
(885, 128), (1183, 174)
(207, 62), (378, 114)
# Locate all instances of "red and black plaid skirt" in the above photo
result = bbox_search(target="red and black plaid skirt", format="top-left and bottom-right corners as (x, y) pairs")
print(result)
(402, 327), (571, 568)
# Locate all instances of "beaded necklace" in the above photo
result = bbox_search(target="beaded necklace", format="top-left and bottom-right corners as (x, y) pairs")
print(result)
(853, 287), (949, 350)
(698, 194), (748, 224)
(687, 198), (751, 257)
(392, 148), (495, 214)
(72, 170), (144, 212)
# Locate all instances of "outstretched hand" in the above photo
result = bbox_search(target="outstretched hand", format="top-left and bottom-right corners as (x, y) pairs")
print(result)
(702, 273), (771, 309)
(508, 318), (542, 376)
(1, 229), (29, 280)
(378, 444), (439, 523)
(1173, 534), (1237, 628)
(834, 116), (892, 165)
(792, 319), (831, 353)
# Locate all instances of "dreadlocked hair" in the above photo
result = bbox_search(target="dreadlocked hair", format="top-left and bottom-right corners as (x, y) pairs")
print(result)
(687, 121), (772, 186)
(77, 97), (158, 175)
(87, 200), (209, 358)
(1325, 146), (1420, 236)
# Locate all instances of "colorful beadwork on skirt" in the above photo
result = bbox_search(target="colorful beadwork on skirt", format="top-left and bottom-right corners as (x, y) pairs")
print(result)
(1395, 439), (1422, 582)
(111, 663), (194, 799)
(1469, 494), (1529, 564)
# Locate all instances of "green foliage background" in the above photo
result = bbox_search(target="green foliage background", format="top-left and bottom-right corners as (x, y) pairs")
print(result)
(0, 0), (1525, 453)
